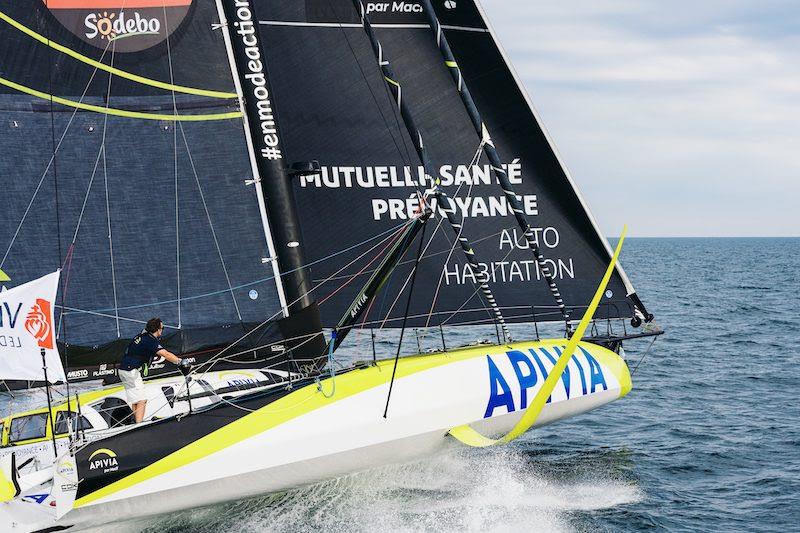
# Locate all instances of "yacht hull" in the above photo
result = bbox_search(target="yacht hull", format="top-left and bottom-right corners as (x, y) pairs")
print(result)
(2, 339), (631, 532)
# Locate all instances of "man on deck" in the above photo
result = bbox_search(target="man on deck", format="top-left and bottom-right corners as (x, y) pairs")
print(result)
(118, 317), (189, 423)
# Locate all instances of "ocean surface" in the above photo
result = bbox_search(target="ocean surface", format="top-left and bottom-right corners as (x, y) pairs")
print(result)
(4, 238), (799, 532)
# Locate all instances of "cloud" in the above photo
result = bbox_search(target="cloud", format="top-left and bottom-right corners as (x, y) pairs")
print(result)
(481, 0), (800, 236)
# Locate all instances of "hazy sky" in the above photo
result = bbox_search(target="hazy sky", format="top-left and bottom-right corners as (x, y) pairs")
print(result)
(481, 0), (799, 237)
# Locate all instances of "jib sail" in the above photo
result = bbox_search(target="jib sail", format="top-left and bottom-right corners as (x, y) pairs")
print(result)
(254, 0), (651, 330)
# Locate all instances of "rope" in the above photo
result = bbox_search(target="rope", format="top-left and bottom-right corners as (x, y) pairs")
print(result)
(162, 5), (182, 329)
(631, 334), (658, 376)
(383, 219), (428, 417)
(315, 331), (337, 398)
(0, 37), (117, 270)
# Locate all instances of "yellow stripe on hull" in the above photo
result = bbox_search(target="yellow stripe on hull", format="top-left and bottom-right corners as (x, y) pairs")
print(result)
(74, 339), (630, 508)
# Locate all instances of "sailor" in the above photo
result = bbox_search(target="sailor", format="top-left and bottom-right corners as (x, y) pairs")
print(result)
(118, 317), (189, 423)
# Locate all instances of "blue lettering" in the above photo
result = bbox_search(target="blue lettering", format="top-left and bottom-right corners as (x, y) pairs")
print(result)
(24, 494), (48, 504)
(0, 302), (22, 329)
(506, 350), (537, 409)
(548, 346), (572, 399)
(484, 355), (515, 418)
(585, 351), (608, 392)
(573, 347), (589, 395)
(528, 349), (552, 403)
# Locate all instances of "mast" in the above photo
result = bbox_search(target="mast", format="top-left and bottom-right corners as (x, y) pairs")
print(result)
(349, 0), (510, 340)
(418, 0), (570, 324)
(215, 0), (312, 315)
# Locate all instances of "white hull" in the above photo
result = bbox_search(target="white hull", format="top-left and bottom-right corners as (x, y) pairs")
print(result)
(2, 340), (630, 532)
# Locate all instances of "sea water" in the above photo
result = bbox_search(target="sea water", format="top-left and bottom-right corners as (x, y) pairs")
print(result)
(4, 238), (799, 531)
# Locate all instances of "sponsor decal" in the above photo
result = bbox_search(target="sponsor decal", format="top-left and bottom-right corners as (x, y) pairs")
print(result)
(43, 0), (194, 53)
(67, 369), (90, 379)
(484, 346), (608, 418)
(226, 378), (257, 388)
(228, 0), (283, 161)
(365, 1), (423, 15)
(25, 299), (54, 349)
(88, 448), (119, 473)
(91, 363), (116, 378)
(23, 494), (49, 504)
(57, 460), (76, 479)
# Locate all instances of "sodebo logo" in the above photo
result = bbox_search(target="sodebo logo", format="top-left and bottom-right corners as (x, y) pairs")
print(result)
(43, 0), (194, 53)
(84, 10), (161, 42)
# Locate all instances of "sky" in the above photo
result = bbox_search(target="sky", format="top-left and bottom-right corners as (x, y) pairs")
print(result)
(481, 0), (800, 237)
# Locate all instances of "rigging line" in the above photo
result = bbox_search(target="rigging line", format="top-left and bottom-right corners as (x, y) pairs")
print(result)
(0, 43), (116, 270)
(424, 141), (485, 329)
(372, 217), (443, 330)
(383, 220), (428, 418)
(184, 221), (415, 379)
(350, 0), (510, 340)
(318, 220), (408, 306)
(55, 142), (105, 339)
(352, 302), (556, 329)
(631, 334), (658, 376)
(61, 220), (410, 316)
(0, 9), (237, 99)
(192, 331), (322, 384)
(44, 0), (73, 422)
(419, 0), (569, 323)
(57, 305), (177, 328)
(162, 3), (182, 328)
(374, 174), (476, 324)
(440, 235), (519, 328)
(102, 40), (121, 338)
(377, 211), (446, 329)
(177, 121), (242, 321)
(378, 144), (482, 332)
(0, 76), (243, 121)
(317, 224), (506, 283)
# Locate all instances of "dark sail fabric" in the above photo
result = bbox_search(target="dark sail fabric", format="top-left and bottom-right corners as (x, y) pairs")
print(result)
(254, 0), (644, 329)
(0, 1), (288, 369)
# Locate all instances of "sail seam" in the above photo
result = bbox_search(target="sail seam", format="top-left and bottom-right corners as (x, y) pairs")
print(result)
(101, 42), (121, 338)
(162, 4), (182, 329)
(257, 20), (489, 33)
(0, 76), (242, 121)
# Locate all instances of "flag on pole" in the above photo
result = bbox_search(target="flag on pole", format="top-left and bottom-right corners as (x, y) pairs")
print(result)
(0, 271), (65, 383)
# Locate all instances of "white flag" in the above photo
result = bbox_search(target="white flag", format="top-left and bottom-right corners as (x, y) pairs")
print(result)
(0, 271), (65, 383)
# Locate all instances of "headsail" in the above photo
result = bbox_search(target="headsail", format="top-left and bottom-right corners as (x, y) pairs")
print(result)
(254, 0), (651, 330)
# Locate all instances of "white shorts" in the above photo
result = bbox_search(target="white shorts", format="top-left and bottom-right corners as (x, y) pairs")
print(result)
(118, 368), (148, 405)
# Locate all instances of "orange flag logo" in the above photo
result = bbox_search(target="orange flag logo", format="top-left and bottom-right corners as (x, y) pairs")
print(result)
(25, 299), (54, 350)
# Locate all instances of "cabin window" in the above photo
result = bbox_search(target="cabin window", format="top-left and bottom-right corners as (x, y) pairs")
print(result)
(90, 397), (134, 427)
(9, 414), (48, 443)
(54, 412), (93, 435)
